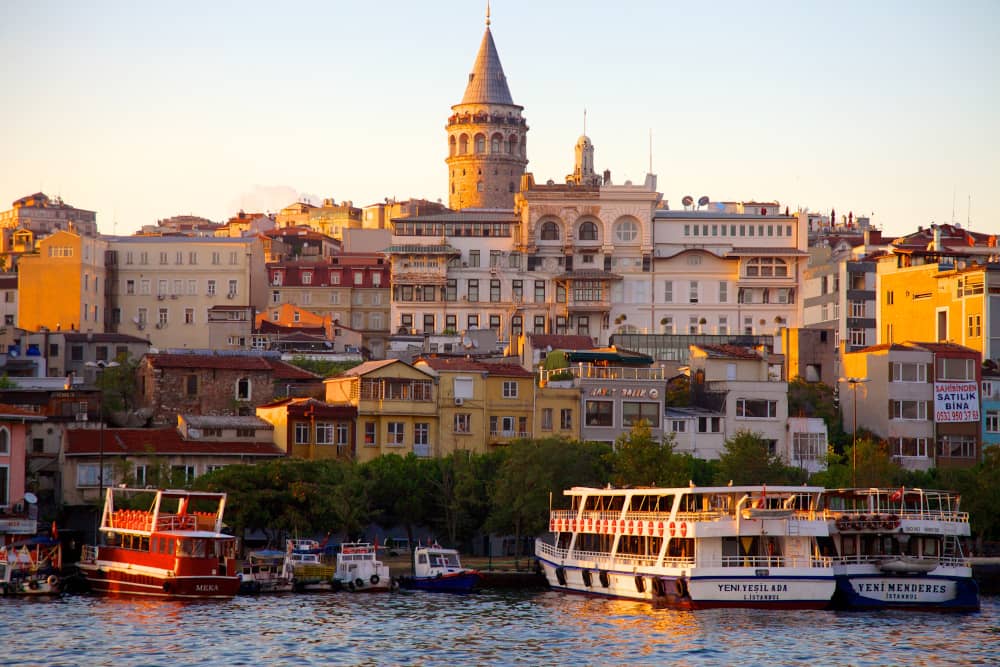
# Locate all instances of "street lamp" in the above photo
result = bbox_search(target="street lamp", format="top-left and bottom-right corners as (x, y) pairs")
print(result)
(841, 377), (869, 487)
(85, 360), (120, 537)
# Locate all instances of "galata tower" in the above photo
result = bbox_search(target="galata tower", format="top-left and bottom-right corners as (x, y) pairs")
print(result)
(445, 9), (528, 210)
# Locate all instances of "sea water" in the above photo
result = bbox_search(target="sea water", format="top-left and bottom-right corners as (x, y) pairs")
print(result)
(1, 591), (997, 666)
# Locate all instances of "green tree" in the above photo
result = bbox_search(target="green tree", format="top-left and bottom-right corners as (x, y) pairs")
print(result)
(363, 454), (433, 566)
(487, 438), (609, 569)
(287, 356), (362, 379)
(715, 429), (799, 485)
(788, 378), (845, 444)
(609, 421), (690, 487)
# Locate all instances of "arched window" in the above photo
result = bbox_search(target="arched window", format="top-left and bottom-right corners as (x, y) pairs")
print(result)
(615, 219), (639, 243)
(449, 136), (456, 157)
(459, 134), (469, 155)
(507, 135), (517, 154)
(0, 427), (8, 454)
(578, 221), (599, 241)
(474, 134), (486, 154)
(491, 133), (502, 153)
(745, 257), (788, 277)
(540, 221), (560, 241)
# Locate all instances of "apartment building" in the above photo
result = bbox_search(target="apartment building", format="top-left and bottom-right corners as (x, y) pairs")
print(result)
(105, 235), (267, 349)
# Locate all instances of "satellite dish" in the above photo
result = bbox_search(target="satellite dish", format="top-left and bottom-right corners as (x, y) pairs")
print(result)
(681, 195), (694, 207)
(24, 492), (37, 504)
(698, 196), (710, 207)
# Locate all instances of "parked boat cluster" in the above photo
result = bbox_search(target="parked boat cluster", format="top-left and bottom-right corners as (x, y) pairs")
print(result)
(536, 485), (980, 611)
(3, 484), (981, 613)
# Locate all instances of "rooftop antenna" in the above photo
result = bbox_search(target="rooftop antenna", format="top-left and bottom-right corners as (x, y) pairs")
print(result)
(583, 108), (587, 136)
(486, 0), (490, 26)
(648, 128), (653, 174)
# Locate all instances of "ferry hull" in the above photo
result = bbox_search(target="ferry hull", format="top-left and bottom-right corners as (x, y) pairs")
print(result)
(78, 562), (239, 599)
(833, 572), (980, 612)
(538, 557), (834, 609)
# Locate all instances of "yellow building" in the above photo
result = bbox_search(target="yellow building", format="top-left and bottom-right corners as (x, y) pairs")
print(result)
(414, 357), (536, 454)
(878, 257), (998, 361)
(17, 229), (108, 334)
(324, 359), (438, 463)
(533, 385), (581, 441)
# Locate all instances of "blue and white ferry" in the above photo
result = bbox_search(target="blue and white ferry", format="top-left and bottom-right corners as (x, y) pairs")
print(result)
(824, 487), (979, 611)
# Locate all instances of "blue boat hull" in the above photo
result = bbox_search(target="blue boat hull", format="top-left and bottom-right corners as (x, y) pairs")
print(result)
(833, 574), (980, 612)
(398, 572), (482, 593)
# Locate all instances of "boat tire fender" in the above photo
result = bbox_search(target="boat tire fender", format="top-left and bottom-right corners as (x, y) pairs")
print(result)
(370, 574), (380, 585)
(347, 581), (355, 592)
(634, 575), (645, 593)
(582, 569), (592, 587)
(675, 577), (687, 597)
(355, 577), (365, 589)
(599, 571), (610, 588)
(651, 577), (664, 597)
(163, 581), (171, 593)
(47, 575), (59, 588)
(555, 567), (567, 586)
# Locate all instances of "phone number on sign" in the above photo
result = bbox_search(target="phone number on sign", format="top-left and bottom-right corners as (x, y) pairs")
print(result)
(935, 409), (980, 422)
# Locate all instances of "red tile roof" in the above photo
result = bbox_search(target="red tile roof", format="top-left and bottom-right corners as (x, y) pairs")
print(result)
(145, 354), (273, 370)
(263, 358), (323, 381)
(527, 334), (596, 351)
(64, 428), (285, 457)
(417, 357), (534, 377)
(696, 344), (763, 360)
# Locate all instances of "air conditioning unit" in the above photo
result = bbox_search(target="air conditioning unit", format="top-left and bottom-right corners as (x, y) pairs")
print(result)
(155, 322), (164, 329)
(226, 293), (236, 299)
(157, 294), (165, 300)
(136, 323), (145, 330)
(76, 412), (88, 421)
(454, 397), (464, 406)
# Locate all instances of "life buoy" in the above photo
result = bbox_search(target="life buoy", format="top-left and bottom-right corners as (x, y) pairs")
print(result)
(669, 521), (676, 537)
(657, 522), (664, 537)
(46, 575), (58, 588)
(582, 570), (593, 587)
(637, 521), (644, 536)
(370, 574), (380, 585)
(599, 571), (610, 588)
(627, 520), (634, 534)
(647, 521), (655, 536)
(835, 517), (851, 531)
(889, 514), (900, 529)
(680, 522), (688, 538)
(355, 578), (365, 589)
(856, 515), (868, 530)
(635, 575), (645, 593)
(555, 567), (567, 586)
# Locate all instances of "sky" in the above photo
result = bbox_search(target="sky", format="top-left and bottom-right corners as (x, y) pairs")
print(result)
(2, 0), (998, 238)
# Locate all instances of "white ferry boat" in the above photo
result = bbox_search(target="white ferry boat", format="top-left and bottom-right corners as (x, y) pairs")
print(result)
(823, 487), (980, 611)
(335, 542), (391, 592)
(535, 485), (835, 609)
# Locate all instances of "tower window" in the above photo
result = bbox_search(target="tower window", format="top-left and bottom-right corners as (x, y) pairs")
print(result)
(475, 134), (485, 153)
(477, 181), (483, 192)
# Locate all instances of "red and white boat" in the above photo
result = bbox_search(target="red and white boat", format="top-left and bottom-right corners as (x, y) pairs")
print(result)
(77, 487), (240, 599)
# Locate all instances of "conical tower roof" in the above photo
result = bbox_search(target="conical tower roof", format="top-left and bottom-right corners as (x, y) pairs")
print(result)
(460, 27), (514, 106)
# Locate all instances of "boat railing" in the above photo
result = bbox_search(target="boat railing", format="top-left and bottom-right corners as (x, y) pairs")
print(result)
(535, 541), (695, 568)
(824, 508), (969, 523)
(833, 553), (967, 567)
(155, 514), (198, 531)
(711, 555), (833, 569)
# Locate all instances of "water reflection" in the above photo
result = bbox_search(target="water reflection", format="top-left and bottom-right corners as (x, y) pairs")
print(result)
(0, 592), (997, 666)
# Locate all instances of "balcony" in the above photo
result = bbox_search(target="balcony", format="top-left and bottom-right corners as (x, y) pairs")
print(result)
(540, 363), (669, 386)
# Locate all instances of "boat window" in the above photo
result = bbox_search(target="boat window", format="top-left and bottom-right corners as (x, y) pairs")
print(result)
(922, 539), (938, 557)
(177, 539), (207, 557)
(418, 553), (427, 564)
